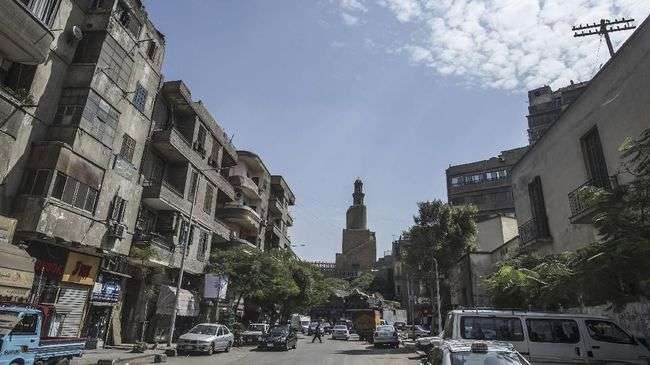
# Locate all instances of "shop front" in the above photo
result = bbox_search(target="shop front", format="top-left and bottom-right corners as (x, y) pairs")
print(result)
(84, 272), (123, 349)
(155, 285), (201, 341)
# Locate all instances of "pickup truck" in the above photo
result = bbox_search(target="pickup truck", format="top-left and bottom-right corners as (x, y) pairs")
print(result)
(0, 304), (85, 365)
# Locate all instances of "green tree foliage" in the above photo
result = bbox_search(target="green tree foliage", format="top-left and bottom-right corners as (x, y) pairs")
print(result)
(403, 200), (477, 312)
(486, 128), (650, 309)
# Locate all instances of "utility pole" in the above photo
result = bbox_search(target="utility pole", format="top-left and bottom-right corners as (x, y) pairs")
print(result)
(431, 256), (442, 335)
(572, 18), (636, 57)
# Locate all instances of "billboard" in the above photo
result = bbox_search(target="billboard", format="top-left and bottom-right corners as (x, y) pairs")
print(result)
(204, 274), (228, 300)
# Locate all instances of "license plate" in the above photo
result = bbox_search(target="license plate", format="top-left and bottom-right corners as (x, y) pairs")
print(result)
(267, 343), (274, 347)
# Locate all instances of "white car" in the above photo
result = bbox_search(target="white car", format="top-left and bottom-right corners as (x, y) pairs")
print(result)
(331, 325), (350, 340)
(240, 323), (269, 345)
(373, 325), (400, 348)
(428, 340), (531, 365)
(176, 323), (234, 355)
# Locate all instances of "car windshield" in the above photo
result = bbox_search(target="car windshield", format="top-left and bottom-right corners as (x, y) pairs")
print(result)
(269, 327), (288, 335)
(334, 325), (347, 330)
(248, 324), (266, 331)
(0, 311), (21, 336)
(377, 326), (394, 332)
(451, 351), (525, 365)
(189, 325), (218, 335)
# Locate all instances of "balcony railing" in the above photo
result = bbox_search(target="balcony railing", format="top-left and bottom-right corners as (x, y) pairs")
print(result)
(568, 176), (611, 219)
(518, 218), (550, 245)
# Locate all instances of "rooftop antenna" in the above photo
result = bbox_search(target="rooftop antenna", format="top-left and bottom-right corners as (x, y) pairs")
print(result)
(572, 18), (636, 57)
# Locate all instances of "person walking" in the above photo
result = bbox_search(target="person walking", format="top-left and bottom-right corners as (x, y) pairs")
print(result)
(311, 320), (323, 343)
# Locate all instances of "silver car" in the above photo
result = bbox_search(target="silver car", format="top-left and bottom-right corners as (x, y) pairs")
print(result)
(176, 323), (234, 355)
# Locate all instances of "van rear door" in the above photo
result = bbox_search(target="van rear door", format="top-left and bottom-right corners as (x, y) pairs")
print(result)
(525, 318), (587, 364)
(582, 319), (649, 364)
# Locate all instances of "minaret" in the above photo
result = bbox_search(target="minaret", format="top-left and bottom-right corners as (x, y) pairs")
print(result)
(346, 178), (367, 230)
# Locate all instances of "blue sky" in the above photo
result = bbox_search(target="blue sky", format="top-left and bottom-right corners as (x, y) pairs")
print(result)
(143, 0), (647, 261)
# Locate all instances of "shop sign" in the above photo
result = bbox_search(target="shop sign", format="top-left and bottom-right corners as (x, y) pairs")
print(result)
(0, 286), (30, 300)
(91, 274), (121, 302)
(0, 268), (33, 289)
(156, 285), (199, 317)
(35, 260), (64, 276)
(62, 252), (100, 286)
(204, 274), (228, 300)
(0, 216), (17, 245)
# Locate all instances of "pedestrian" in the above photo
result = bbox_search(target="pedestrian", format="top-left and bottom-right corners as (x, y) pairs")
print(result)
(311, 320), (323, 343)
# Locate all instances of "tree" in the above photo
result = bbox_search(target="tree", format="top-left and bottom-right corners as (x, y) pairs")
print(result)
(403, 200), (477, 319)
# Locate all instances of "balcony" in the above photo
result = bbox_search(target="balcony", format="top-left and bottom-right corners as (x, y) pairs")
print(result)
(0, 0), (55, 64)
(228, 175), (260, 200)
(286, 212), (293, 227)
(142, 180), (191, 213)
(268, 198), (284, 216)
(568, 177), (611, 224)
(150, 128), (195, 163)
(518, 218), (551, 246)
(0, 89), (26, 139)
(216, 203), (261, 231)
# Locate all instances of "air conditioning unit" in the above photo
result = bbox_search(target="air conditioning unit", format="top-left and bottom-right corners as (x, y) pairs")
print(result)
(107, 223), (125, 239)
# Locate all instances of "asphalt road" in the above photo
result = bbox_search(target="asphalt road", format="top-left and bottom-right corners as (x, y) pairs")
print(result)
(165, 334), (421, 365)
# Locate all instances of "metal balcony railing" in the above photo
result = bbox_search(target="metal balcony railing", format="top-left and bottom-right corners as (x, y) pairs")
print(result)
(518, 218), (549, 245)
(568, 176), (611, 218)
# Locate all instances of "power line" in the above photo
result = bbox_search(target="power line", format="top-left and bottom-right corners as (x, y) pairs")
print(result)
(572, 18), (636, 57)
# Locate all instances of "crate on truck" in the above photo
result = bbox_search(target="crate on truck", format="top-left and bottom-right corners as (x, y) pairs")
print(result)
(0, 303), (85, 365)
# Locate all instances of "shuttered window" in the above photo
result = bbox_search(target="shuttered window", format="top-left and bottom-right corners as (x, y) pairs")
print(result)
(51, 171), (98, 213)
(119, 134), (136, 163)
(203, 183), (214, 214)
(132, 82), (148, 113)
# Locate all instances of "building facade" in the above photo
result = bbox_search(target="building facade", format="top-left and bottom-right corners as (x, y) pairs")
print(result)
(335, 179), (376, 275)
(265, 175), (295, 250)
(511, 16), (650, 255)
(446, 147), (528, 218)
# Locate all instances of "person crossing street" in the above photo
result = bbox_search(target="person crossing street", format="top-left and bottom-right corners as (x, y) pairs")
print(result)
(311, 319), (323, 343)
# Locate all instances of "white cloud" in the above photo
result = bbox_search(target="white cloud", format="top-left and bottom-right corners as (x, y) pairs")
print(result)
(339, 0), (367, 13)
(341, 12), (360, 26)
(334, 0), (650, 90)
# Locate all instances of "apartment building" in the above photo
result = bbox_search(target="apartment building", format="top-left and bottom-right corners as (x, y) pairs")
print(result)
(526, 81), (589, 144)
(0, 0), (165, 344)
(446, 147), (528, 218)
(265, 175), (295, 250)
(511, 16), (650, 255)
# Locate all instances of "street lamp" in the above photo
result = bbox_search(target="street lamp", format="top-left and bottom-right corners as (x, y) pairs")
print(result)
(167, 167), (217, 348)
(431, 256), (442, 335)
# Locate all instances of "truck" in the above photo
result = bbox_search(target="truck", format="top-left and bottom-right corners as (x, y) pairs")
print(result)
(346, 308), (381, 342)
(0, 303), (85, 365)
(289, 314), (311, 334)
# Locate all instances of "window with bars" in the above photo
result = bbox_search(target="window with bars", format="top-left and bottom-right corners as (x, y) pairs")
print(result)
(72, 31), (104, 64)
(21, 0), (60, 26)
(20, 169), (50, 196)
(194, 125), (207, 155)
(142, 149), (164, 185)
(581, 127), (609, 185)
(119, 134), (136, 163)
(146, 41), (158, 61)
(203, 183), (214, 214)
(51, 171), (99, 213)
(197, 231), (208, 261)
(109, 195), (128, 223)
(115, 0), (142, 37)
(528, 176), (550, 238)
(132, 82), (148, 113)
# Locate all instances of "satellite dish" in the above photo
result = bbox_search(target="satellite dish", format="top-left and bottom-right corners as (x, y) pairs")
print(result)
(71, 25), (83, 41)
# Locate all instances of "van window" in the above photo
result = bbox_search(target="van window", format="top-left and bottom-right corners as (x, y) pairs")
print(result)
(526, 319), (580, 343)
(460, 316), (524, 341)
(585, 320), (635, 345)
(442, 313), (453, 339)
(12, 314), (38, 334)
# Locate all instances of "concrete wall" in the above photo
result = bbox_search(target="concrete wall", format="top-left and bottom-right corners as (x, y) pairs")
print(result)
(511, 18), (650, 255)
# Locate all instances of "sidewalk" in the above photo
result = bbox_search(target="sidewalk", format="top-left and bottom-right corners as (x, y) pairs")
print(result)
(73, 348), (165, 365)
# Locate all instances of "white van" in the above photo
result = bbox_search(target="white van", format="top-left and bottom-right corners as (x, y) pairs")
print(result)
(439, 309), (649, 365)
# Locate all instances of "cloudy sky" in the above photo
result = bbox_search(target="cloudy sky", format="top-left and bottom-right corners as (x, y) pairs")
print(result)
(144, 1), (648, 261)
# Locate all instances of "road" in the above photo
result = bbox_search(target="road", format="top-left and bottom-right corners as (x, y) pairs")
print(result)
(165, 335), (421, 365)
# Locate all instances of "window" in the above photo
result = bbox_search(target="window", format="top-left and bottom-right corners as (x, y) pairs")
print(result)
(53, 89), (119, 147)
(119, 134), (136, 163)
(11, 314), (38, 334)
(115, 0), (142, 36)
(460, 316), (524, 342)
(142, 149), (164, 184)
(23, 0), (60, 26)
(21, 169), (50, 196)
(132, 82), (148, 113)
(51, 172), (98, 213)
(450, 177), (460, 186)
(188, 171), (199, 202)
(581, 128), (609, 186)
(146, 41), (158, 61)
(110, 196), (128, 222)
(528, 176), (550, 238)
(195, 125), (207, 155)
(197, 231), (208, 261)
(216, 327), (223, 336)
(526, 319), (580, 343)
(204, 183), (214, 213)
(585, 320), (635, 345)
(0, 62), (37, 101)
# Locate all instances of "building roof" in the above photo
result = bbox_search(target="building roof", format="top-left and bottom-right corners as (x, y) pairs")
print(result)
(271, 175), (295, 204)
(446, 147), (528, 176)
(237, 150), (271, 176)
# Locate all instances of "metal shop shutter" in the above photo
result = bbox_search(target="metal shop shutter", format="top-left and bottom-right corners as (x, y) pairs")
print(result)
(56, 284), (89, 337)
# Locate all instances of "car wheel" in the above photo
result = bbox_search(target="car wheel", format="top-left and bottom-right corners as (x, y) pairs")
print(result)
(206, 343), (214, 355)
(225, 342), (231, 352)
(292, 341), (297, 349)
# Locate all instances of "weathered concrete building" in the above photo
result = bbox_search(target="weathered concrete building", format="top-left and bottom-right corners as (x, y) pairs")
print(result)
(446, 147), (528, 218)
(511, 16), (650, 255)
(335, 179), (376, 276)
(0, 0), (165, 344)
(265, 175), (295, 250)
(526, 81), (589, 144)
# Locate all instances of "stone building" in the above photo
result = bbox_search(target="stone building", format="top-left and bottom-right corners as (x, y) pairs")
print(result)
(265, 175), (295, 250)
(511, 16), (650, 256)
(0, 0), (167, 345)
(446, 147), (528, 218)
(335, 179), (376, 276)
(526, 81), (589, 144)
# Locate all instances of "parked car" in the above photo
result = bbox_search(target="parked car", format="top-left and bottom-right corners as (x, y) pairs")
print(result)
(322, 322), (333, 334)
(427, 340), (531, 365)
(0, 303), (85, 365)
(435, 309), (650, 365)
(373, 325), (400, 348)
(416, 335), (442, 354)
(405, 324), (431, 339)
(393, 321), (407, 331)
(331, 325), (351, 340)
(176, 323), (233, 355)
(258, 326), (298, 351)
(240, 323), (269, 345)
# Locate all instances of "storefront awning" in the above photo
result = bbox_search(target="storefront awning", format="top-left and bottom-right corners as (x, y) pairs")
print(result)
(0, 243), (35, 301)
